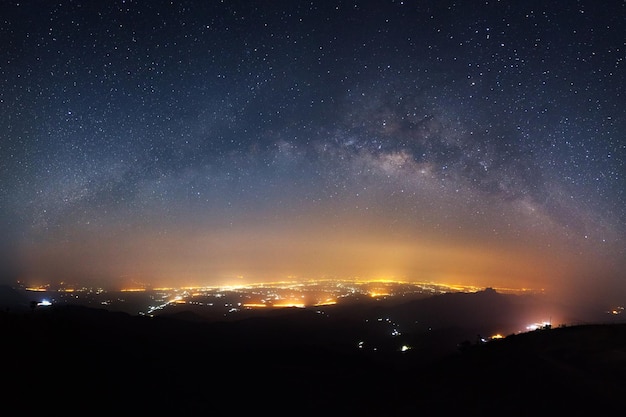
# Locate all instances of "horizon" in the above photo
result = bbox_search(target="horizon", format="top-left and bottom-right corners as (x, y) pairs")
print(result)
(15, 276), (534, 294)
(5, 279), (623, 337)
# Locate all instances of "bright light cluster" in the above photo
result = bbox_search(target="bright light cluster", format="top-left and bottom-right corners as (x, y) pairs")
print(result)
(526, 321), (551, 331)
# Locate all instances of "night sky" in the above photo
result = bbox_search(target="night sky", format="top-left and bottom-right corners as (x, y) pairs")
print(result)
(1, 1), (624, 302)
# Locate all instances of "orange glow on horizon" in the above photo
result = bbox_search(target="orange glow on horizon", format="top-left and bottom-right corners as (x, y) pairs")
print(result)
(369, 291), (390, 297)
(272, 302), (305, 308)
(314, 300), (337, 306)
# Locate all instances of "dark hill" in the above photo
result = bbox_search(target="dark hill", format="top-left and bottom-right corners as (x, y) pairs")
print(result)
(372, 287), (543, 332)
(416, 323), (626, 414)
(0, 284), (32, 312)
(3, 300), (626, 415)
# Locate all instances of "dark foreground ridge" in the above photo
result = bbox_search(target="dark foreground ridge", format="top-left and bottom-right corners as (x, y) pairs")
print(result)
(3, 295), (626, 416)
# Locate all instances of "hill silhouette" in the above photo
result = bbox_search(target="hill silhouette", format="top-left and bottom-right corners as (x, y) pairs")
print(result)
(2, 290), (626, 415)
(0, 284), (32, 312)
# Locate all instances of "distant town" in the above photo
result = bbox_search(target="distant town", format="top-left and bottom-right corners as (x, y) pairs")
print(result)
(19, 278), (531, 316)
(14, 278), (626, 342)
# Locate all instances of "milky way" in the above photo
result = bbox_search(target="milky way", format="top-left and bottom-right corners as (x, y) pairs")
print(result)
(1, 1), (624, 302)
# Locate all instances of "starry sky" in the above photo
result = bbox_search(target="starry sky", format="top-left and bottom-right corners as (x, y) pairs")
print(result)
(1, 1), (624, 302)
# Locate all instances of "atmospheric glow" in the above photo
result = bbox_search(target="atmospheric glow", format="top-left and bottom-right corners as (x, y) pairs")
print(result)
(273, 303), (306, 308)
(369, 291), (390, 298)
(313, 300), (337, 306)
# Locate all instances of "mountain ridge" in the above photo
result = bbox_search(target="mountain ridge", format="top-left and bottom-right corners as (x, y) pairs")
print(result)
(3, 288), (626, 415)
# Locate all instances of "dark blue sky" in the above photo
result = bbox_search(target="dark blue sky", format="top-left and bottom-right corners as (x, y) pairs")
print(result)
(1, 1), (624, 302)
